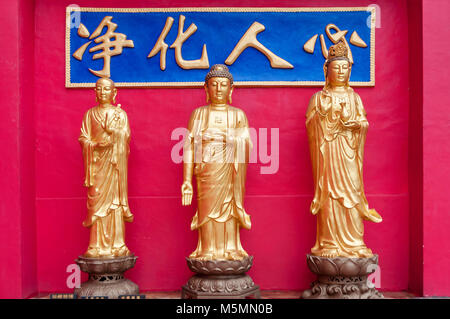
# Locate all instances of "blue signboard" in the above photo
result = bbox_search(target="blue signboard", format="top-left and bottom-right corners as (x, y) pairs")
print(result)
(65, 7), (375, 87)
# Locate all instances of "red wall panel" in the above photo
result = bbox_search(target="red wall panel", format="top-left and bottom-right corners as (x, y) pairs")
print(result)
(422, 0), (450, 297)
(0, 0), (37, 299)
(0, 0), (24, 298)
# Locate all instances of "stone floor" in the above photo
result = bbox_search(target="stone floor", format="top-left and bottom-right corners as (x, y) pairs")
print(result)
(35, 290), (418, 299)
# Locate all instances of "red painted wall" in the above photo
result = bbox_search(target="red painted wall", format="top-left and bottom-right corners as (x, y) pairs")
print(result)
(19, 0), (38, 299)
(32, 0), (410, 293)
(0, 0), (24, 299)
(422, 0), (450, 297)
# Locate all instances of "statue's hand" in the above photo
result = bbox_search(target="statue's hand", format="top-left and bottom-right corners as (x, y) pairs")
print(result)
(310, 199), (320, 215)
(101, 112), (113, 134)
(181, 181), (193, 206)
(342, 120), (361, 130)
(319, 92), (332, 113)
(96, 140), (113, 148)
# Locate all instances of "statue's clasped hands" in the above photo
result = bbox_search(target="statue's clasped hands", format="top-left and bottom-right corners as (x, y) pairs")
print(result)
(181, 181), (193, 206)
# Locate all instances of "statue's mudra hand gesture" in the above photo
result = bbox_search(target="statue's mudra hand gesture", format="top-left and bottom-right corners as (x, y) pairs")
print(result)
(181, 181), (193, 206)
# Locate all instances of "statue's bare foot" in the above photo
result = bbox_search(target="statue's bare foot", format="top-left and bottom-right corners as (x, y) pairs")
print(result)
(113, 246), (131, 257)
(84, 248), (100, 258)
(319, 248), (339, 258)
(237, 249), (249, 259)
(193, 252), (215, 261)
(188, 250), (200, 259)
(225, 250), (249, 260)
(356, 247), (373, 258)
(224, 251), (241, 260)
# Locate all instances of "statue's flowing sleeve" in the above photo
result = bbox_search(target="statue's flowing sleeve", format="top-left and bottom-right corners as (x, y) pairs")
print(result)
(115, 109), (132, 220)
(183, 107), (203, 167)
(305, 92), (325, 215)
(79, 109), (95, 187)
(233, 110), (252, 230)
(353, 92), (371, 212)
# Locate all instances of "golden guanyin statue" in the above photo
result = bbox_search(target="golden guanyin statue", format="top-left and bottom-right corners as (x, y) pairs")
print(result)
(306, 41), (382, 258)
(181, 64), (252, 261)
(79, 77), (133, 258)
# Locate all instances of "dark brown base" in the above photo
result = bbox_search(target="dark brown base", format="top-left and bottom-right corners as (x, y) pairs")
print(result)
(302, 254), (384, 299)
(74, 255), (139, 299)
(181, 256), (261, 299)
(75, 276), (139, 299)
(302, 278), (384, 299)
(182, 275), (260, 299)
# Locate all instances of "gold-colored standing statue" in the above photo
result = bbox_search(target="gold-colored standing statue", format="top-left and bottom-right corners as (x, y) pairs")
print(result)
(306, 41), (382, 258)
(79, 77), (133, 258)
(181, 64), (252, 261)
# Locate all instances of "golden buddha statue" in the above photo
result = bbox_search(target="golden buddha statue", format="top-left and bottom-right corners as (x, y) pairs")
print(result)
(306, 41), (382, 259)
(181, 64), (252, 261)
(79, 77), (133, 258)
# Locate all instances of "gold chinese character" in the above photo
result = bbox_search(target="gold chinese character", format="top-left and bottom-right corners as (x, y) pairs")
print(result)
(225, 21), (293, 69)
(147, 17), (174, 70)
(72, 16), (134, 78)
(148, 15), (209, 70)
(303, 24), (367, 64)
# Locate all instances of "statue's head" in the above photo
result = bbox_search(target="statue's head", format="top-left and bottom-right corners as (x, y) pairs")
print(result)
(204, 64), (234, 105)
(95, 77), (117, 104)
(324, 41), (352, 88)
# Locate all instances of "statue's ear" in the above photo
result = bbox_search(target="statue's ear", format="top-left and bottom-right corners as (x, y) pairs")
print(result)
(347, 65), (352, 86)
(113, 88), (118, 104)
(204, 84), (210, 103)
(228, 86), (234, 104)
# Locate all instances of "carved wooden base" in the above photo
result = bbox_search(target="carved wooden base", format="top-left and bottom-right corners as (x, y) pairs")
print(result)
(74, 255), (139, 299)
(181, 256), (260, 299)
(302, 254), (384, 299)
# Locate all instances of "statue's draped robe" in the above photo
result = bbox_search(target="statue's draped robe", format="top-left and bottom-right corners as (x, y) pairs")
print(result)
(185, 106), (252, 256)
(306, 88), (377, 258)
(79, 106), (133, 257)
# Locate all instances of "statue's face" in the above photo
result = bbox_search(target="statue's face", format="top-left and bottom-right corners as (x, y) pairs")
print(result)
(327, 60), (350, 86)
(206, 77), (232, 104)
(95, 78), (116, 104)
